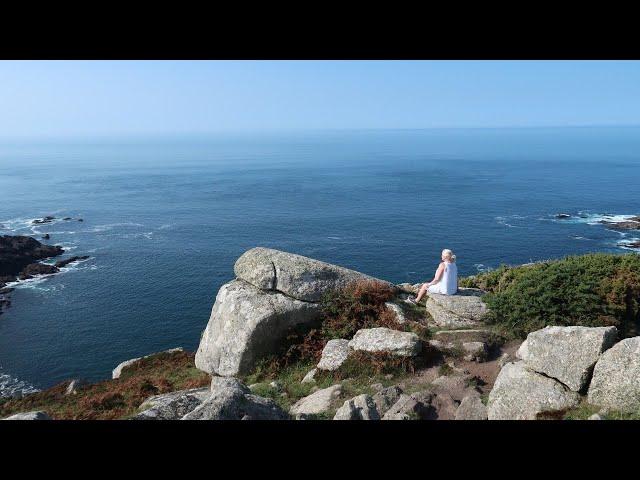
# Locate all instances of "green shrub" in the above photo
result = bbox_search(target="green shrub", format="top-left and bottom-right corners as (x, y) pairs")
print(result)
(461, 253), (640, 339)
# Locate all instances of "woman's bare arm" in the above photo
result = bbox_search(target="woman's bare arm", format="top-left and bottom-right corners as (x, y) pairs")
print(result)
(426, 262), (445, 286)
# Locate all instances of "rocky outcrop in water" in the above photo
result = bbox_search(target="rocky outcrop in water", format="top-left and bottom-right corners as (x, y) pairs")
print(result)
(599, 215), (640, 231)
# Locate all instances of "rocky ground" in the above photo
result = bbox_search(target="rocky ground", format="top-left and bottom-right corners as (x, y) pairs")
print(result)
(3, 247), (640, 420)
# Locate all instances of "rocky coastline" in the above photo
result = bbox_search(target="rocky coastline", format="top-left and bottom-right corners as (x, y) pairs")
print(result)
(3, 246), (639, 421)
(0, 233), (89, 316)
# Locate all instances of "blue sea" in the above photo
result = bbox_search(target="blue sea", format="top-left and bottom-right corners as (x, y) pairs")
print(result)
(1, 127), (639, 396)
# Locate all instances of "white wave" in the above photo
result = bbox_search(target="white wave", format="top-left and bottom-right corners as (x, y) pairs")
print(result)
(90, 222), (143, 233)
(327, 236), (342, 240)
(0, 371), (40, 399)
(158, 224), (172, 230)
(495, 215), (527, 228)
(474, 263), (492, 273)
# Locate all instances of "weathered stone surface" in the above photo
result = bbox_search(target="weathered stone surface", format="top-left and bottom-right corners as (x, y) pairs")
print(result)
(382, 392), (435, 420)
(455, 394), (487, 420)
(348, 328), (422, 357)
(498, 352), (512, 368)
(2, 411), (51, 420)
(290, 384), (343, 419)
(195, 280), (321, 376)
(588, 414), (603, 420)
(431, 374), (480, 402)
(133, 388), (210, 420)
(333, 394), (380, 420)
(372, 385), (403, 417)
(317, 339), (350, 371)
(488, 362), (580, 420)
(431, 392), (459, 420)
(301, 368), (317, 384)
(385, 302), (407, 324)
(234, 247), (386, 302)
(112, 347), (183, 379)
(182, 377), (288, 420)
(426, 288), (488, 328)
(588, 337), (640, 412)
(516, 326), (617, 392)
(462, 341), (488, 362)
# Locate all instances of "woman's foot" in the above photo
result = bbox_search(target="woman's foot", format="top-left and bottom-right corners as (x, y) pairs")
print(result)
(405, 296), (417, 305)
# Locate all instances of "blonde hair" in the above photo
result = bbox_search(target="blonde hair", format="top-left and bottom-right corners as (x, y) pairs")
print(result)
(442, 249), (456, 262)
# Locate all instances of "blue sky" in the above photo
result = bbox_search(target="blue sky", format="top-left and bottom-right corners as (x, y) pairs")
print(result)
(1, 60), (639, 136)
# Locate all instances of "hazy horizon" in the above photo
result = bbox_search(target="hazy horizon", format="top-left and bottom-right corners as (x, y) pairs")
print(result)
(2, 61), (640, 137)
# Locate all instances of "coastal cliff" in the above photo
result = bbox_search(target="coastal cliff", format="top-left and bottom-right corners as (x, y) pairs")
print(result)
(2, 247), (640, 420)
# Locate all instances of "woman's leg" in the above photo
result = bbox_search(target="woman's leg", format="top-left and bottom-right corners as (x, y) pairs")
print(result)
(415, 283), (429, 302)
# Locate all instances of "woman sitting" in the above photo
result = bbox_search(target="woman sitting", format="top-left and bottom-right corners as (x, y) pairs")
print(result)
(406, 248), (458, 304)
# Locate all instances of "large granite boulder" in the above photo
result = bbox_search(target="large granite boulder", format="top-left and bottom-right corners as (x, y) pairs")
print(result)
(516, 326), (617, 391)
(2, 411), (51, 420)
(588, 337), (640, 412)
(234, 247), (385, 302)
(333, 394), (380, 420)
(433, 329), (494, 345)
(317, 339), (350, 371)
(133, 387), (210, 420)
(426, 288), (488, 328)
(290, 384), (343, 419)
(113, 347), (184, 379)
(487, 362), (580, 420)
(195, 280), (321, 376)
(182, 377), (288, 420)
(348, 328), (422, 357)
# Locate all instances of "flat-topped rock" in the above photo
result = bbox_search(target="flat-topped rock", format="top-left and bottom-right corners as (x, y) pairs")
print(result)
(348, 328), (422, 357)
(516, 326), (617, 391)
(195, 280), (321, 376)
(588, 337), (640, 412)
(488, 362), (580, 420)
(455, 394), (487, 420)
(234, 247), (387, 302)
(426, 288), (489, 328)
(317, 339), (350, 371)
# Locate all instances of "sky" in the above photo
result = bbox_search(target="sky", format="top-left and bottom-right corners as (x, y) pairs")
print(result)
(1, 60), (640, 137)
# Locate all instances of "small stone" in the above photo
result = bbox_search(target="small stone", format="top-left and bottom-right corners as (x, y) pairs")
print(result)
(290, 384), (343, 419)
(462, 341), (488, 362)
(333, 394), (380, 420)
(588, 414), (603, 420)
(372, 386), (403, 417)
(384, 302), (407, 324)
(348, 327), (422, 357)
(301, 368), (317, 384)
(317, 339), (350, 371)
(455, 394), (487, 420)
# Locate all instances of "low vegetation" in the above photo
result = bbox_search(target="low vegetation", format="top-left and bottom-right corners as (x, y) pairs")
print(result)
(460, 253), (640, 339)
(0, 350), (209, 420)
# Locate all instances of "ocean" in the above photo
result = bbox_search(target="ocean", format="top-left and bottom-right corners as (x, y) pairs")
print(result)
(1, 127), (639, 396)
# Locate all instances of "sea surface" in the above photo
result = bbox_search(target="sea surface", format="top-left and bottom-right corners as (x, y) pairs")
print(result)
(1, 127), (639, 396)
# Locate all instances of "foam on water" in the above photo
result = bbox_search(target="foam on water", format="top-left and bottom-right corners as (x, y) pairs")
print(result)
(0, 370), (40, 399)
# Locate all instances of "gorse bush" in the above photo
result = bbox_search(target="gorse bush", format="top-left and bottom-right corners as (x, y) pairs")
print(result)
(460, 253), (640, 339)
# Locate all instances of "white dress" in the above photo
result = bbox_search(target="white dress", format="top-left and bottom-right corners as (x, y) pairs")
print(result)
(427, 261), (458, 295)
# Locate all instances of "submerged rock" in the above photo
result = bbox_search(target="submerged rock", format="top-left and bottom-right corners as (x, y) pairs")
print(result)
(516, 325), (617, 392)
(55, 255), (90, 268)
(588, 337), (640, 412)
